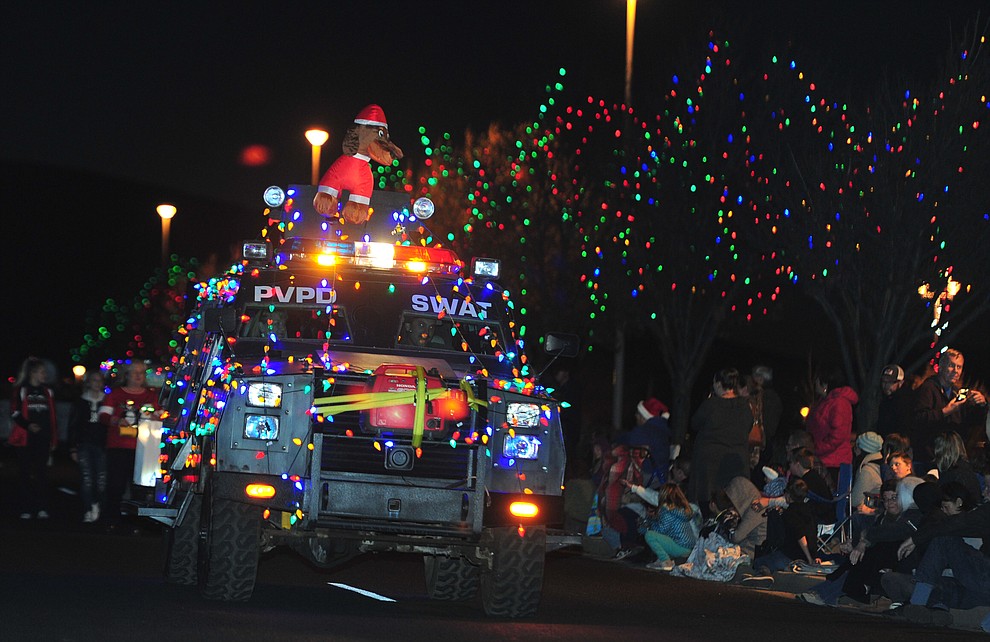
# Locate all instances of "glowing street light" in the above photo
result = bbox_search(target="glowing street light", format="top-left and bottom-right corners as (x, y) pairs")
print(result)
(305, 129), (330, 185)
(625, 0), (637, 107)
(157, 203), (176, 266)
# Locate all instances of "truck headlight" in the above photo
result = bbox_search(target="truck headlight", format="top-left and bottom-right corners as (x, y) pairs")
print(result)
(247, 382), (282, 408)
(506, 402), (540, 427)
(503, 434), (541, 460)
(245, 415), (279, 440)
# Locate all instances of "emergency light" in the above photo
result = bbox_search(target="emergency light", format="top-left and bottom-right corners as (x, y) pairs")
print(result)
(282, 238), (464, 275)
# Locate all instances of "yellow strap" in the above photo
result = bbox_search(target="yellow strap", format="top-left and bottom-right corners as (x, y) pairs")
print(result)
(313, 373), (485, 449)
(412, 366), (427, 447)
(460, 378), (488, 409)
(313, 388), (450, 415)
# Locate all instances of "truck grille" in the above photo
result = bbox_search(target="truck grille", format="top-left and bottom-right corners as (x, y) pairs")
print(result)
(320, 435), (475, 484)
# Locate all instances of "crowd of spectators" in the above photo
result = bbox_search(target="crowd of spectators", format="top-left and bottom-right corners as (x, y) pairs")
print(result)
(5, 357), (162, 534)
(579, 349), (990, 631)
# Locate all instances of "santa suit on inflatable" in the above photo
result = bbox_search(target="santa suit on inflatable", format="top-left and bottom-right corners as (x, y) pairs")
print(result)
(315, 105), (401, 224)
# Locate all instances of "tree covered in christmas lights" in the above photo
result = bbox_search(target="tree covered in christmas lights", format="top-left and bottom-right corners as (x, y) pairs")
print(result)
(570, 36), (784, 441)
(406, 81), (598, 359)
(71, 258), (203, 368)
(759, 27), (990, 428)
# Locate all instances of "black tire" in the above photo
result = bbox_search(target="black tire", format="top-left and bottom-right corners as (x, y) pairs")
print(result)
(424, 555), (481, 601)
(163, 493), (202, 586)
(480, 526), (546, 618)
(199, 496), (261, 602)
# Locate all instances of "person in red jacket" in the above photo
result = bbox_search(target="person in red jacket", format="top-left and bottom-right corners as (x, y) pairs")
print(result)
(98, 362), (159, 530)
(9, 357), (58, 519)
(805, 365), (859, 487)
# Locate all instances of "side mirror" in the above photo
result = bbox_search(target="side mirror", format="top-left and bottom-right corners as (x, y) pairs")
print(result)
(203, 307), (238, 333)
(544, 332), (580, 358)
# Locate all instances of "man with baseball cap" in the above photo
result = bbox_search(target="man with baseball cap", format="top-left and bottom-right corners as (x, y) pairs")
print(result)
(877, 363), (913, 438)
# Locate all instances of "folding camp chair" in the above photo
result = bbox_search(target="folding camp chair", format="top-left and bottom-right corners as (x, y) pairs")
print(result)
(810, 463), (854, 554)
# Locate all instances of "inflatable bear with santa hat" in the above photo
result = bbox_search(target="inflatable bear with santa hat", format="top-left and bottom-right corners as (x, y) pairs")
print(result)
(313, 104), (403, 224)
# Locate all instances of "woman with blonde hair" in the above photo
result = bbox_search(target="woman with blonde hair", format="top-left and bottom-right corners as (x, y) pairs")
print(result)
(933, 431), (981, 507)
(98, 362), (159, 531)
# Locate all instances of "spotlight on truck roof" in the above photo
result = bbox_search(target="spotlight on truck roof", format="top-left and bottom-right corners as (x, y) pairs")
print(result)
(412, 197), (435, 219)
(471, 257), (501, 279)
(263, 185), (286, 208)
(243, 241), (272, 262)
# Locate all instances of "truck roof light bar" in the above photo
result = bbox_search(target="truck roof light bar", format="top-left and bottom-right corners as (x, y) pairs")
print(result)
(279, 239), (463, 275)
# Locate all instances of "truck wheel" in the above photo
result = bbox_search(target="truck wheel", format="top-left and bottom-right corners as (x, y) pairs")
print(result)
(199, 497), (260, 602)
(163, 493), (201, 585)
(424, 555), (480, 601)
(480, 526), (546, 618)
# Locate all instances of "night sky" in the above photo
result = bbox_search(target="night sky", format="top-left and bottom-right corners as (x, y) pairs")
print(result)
(3, 0), (986, 380)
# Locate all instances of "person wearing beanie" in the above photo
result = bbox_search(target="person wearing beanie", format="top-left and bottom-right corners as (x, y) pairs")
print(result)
(851, 431), (885, 537)
(618, 397), (671, 485)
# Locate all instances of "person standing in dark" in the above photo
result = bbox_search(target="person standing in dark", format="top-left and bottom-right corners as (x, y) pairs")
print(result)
(749, 365), (783, 445)
(805, 365), (858, 487)
(8, 357), (58, 519)
(99, 363), (159, 531)
(69, 369), (108, 523)
(912, 349), (987, 466)
(877, 364), (914, 438)
(687, 368), (753, 514)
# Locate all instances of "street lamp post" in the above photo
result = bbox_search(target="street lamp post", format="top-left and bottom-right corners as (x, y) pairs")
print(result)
(305, 129), (330, 185)
(614, 0), (638, 432)
(157, 203), (176, 266)
(625, 0), (637, 107)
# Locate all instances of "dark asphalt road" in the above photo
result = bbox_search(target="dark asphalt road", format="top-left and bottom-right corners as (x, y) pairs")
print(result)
(0, 449), (984, 641)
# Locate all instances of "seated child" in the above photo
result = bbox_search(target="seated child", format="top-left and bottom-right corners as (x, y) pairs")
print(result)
(626, 481), (702, 571)
(752, 477), (819, 574)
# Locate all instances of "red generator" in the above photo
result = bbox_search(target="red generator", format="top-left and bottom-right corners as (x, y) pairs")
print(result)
(363, 364), (470, 436)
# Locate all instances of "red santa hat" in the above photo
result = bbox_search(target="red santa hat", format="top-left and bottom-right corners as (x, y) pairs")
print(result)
(354, 104), (388, 129)
(636, 397), (669, 421)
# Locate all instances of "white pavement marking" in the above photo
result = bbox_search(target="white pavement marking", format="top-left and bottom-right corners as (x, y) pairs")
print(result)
(328, 582), (397, 602)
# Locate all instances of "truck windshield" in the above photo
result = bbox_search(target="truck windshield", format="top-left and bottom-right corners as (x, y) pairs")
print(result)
(395, 313), (507, 356)
(240, 305), (352, 343)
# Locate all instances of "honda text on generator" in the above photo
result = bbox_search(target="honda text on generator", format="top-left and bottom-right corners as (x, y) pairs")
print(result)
(138, 186), (578, 618)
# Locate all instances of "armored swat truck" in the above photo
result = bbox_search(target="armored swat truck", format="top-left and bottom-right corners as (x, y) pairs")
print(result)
(141, 186), (575, 618)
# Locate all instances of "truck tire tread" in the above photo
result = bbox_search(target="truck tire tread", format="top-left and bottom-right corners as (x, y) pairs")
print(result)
(424, 555), (481, 600)
(200, 498), (260, 602)
(163, 493), (201, 585)
(481, 526), (546, 618)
